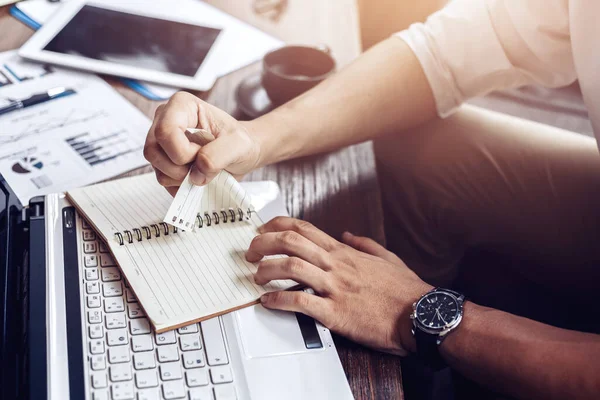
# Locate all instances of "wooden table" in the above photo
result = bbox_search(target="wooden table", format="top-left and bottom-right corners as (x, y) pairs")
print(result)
(0, 2), (404, 398)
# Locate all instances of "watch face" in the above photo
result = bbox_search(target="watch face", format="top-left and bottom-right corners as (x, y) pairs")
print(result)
(415, 292), (460, 331)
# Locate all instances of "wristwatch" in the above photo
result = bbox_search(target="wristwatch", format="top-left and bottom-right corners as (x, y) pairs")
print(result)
(410, 287), (465, 370)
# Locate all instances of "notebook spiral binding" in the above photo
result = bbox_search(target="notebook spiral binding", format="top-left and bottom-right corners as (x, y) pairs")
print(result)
(115, 207), (254, 245)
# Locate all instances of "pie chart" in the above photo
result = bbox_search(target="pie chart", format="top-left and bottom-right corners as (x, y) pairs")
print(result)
(12, 156), (44, 174)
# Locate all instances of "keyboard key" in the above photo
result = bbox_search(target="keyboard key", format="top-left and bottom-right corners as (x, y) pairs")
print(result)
(105, 297), (125, 313)
(108, 346), (131, 364)
(110, 364), (133, 382)
(132, 335), (154, 352)
(135, 370), (159, 388)
(160, 362), (182, 381)
(101, 267), (121, 282)
(213, 384), (236, 400)
(201, 319), (229, 366)
(100, 254), (116, 267)
(90, 339), (105, 354)
(84, 254), (98, 267)
(92, 389), (109, 400)
(155, 330), (176, 345)
(91, 372), (108, 388)
(128, 303), (145, 319)
(186, 369), (209, 387)
(125, 289), (137, 303)
(111, 381), (134, 400)
(107, 328), (129, 346)
(182, 351), (205, 369)
(189, 387), (213, 400)
(179, 334), (202, 351)
(88, 310), (102, 324)
(87, 294), (101, 308)
(85, 268), (99, 281)
(106, 313), (126, 329)
(133, 351), (156, 370)
(83, 230), (96, 241)
(210, 366), (233, 384)
(157, 344), (179, 362)
(129, 318), (151, 335)
(162, 380), (185, 399)
(82, 218), (91, 229)
(177, 324), (198, 334)
(137, 388), (159, 400)
(91, 354), (107, 371)
(89, 324), (104, 339)
(86, 281), (100, 294)
(84, 241), (97, 253)
(103, 281), (123, 297)
(99, 241), (109, 253)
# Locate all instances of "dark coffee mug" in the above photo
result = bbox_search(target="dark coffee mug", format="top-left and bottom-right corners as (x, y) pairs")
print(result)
(261, 45), (336, 106)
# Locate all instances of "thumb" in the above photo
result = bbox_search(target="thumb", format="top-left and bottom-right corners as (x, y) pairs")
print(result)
(190, 133), (245, 185)
(342, 232), (402, 264)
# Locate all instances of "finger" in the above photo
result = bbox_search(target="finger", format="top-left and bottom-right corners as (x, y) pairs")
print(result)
(258, 217), (341, 251)
(165, 186), (179, 197)
(255, 257), (332, 293)
(154, 170), (182, 188)
(145, 144), (190, 183)
(191, 134), (247, 185)
(246, 231), (331, 268)
(154, 92), (203, 165)
(342, 232), (402, 264)
(186, 128), (215, 146)
(260, 291), (333, 326)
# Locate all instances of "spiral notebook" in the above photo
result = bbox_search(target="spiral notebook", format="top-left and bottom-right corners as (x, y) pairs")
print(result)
(67, 173), (295, 333)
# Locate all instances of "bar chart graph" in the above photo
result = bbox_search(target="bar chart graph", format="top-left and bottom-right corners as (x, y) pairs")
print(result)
(65, 130), (142, 167)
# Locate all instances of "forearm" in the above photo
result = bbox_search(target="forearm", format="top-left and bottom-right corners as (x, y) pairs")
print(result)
(244, 37), (436, 167)
(440, 302), (600, 399)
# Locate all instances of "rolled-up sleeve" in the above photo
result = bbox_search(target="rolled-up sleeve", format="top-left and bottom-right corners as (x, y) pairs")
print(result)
(396, 0), (576, 117)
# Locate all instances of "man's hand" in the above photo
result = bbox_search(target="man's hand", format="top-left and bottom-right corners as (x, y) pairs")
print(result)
(245, 216), (433, 356)
(144, 92), (262, 195)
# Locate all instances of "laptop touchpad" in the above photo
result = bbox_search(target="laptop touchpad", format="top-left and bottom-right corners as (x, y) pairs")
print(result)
(234, 305), (320, 358)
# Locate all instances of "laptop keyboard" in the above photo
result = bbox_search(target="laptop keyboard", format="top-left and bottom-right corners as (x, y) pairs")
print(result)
(79, 219), (237, 400)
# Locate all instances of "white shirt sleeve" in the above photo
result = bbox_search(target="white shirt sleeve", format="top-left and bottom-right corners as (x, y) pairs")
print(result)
(396, 0), (577, 117)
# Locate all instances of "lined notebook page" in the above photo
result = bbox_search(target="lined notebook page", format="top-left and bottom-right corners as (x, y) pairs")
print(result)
(68, 173), (294, 332)
(164, 170), (253, 231)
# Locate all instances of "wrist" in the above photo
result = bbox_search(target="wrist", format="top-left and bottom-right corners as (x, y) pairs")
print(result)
(238, 120), (266, 168)
(241, 114), (303, 168)
(399, 282), (434, 354)
(240, 119), (284, 168)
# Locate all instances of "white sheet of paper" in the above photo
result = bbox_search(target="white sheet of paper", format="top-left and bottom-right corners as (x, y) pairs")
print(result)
(164, 170), (254, 231)
(164, 128), (254, 231)
(0, 50), (149, 205)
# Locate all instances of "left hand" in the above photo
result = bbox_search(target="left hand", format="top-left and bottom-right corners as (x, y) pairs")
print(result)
(246, 217), (433, 356)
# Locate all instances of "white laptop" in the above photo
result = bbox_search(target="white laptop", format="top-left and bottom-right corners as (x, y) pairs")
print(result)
(8, 180), (353, 399)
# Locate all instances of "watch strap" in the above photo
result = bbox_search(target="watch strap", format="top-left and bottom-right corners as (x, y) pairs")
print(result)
(414, 327), (446, 370)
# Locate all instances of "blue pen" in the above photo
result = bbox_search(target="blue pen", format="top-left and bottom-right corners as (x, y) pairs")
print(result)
(0, 87), (76, 116)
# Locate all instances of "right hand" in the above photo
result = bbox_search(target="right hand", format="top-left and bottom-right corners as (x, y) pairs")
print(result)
(144, 92), (262, 196)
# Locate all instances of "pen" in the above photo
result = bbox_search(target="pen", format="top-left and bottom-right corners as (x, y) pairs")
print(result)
(0, 87), (76, 116)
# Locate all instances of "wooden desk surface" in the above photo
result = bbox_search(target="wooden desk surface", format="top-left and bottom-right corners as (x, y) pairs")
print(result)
(0, 2), (404, 398)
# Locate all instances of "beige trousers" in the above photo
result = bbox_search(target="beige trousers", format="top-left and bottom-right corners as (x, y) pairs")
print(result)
(373, 105), (600, 307)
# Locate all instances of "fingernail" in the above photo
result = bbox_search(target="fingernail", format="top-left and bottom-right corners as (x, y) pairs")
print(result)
(190, 167), (205, 186)
(257, 225), (265, 233)
(245, 251), (257, 262)
(260, 294), (270, 303)
(342, 231), (353, 240)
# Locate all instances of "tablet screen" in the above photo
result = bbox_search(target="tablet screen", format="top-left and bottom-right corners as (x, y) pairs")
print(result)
(43, 5), (222, 77)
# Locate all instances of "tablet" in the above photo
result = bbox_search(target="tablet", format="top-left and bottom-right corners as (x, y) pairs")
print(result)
(19, 1), (228, 91)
